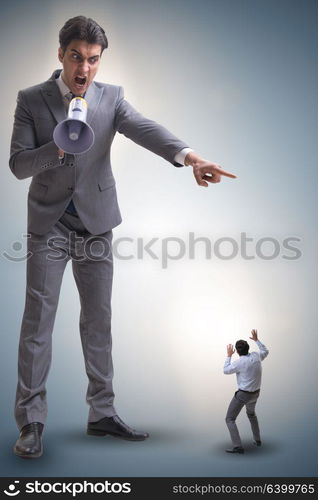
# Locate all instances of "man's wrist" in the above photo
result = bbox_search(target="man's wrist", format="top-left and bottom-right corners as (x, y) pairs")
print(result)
(174, 148), (193, 166)
(184, 151), (204, 167)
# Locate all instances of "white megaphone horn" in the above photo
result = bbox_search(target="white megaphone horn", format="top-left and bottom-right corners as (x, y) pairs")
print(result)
(53, 97), (95, 154)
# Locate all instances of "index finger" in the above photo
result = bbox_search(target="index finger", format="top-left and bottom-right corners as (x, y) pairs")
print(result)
(216, 167), (237, 178)
(201, 165), (237, 178)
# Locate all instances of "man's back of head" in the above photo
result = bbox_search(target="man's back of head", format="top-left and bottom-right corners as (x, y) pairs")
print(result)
(235, 339), (249, 356)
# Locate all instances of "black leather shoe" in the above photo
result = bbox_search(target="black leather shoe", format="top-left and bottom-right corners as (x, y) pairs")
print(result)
(87, 415), (149, 441)
(253, 440), (262, 446)
(226, 446), (244, 454)
(13, 422), (44, 459)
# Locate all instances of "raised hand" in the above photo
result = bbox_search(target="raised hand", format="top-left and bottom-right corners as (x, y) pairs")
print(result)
(249, 329), (258, 341)
(227, 344), (235, 357)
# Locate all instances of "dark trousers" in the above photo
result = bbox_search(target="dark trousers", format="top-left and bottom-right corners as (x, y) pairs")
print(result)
(225, 389), (261, 447)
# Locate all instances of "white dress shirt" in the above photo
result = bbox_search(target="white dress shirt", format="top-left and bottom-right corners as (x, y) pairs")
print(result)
(223, 340), (269, 392)
(55, 72), (193, 165)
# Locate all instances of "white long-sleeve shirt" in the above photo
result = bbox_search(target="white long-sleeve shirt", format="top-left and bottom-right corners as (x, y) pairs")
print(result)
(223, 340), (269, 392)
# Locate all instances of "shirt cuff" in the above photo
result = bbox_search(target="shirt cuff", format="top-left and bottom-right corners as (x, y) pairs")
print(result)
(173, 148), (194, 166)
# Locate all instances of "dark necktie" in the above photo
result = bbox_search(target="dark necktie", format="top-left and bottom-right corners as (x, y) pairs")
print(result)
(64, 92), (78, 216)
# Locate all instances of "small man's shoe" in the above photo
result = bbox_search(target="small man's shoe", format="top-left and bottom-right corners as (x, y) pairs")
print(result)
(253, 440), (262, 446)
(13, 422), (44, 459)
(87, 415), (149, 441)
(225, 446), (244, 454)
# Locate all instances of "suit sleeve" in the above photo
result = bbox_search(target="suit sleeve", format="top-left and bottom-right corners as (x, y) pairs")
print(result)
(114, 86), (189, 166)
(9, 90), (61, 180)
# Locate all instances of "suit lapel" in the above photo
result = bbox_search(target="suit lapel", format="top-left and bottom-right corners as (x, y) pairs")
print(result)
(85, 82), (104, 124)
(40, 70), (66, 123)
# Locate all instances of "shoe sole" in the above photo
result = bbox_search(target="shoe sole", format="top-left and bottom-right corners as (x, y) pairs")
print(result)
(87, 429), (148, 441)
(225, 450), (244, 454)
(13, 448), (43, 459)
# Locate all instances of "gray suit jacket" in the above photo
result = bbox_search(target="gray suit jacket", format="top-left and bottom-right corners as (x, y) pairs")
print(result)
(10, 70), (189, 235)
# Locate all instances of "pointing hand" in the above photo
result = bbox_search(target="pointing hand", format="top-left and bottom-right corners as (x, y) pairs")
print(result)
(185, 152), (237, 187)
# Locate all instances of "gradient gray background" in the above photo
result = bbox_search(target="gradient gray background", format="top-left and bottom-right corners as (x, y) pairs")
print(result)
(0, 0), (317, 477)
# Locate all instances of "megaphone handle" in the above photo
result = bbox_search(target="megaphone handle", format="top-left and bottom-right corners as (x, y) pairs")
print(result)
(58, 148), (65, 160)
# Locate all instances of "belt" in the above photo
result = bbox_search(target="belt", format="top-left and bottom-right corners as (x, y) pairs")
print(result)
(238, 388), (260, 394)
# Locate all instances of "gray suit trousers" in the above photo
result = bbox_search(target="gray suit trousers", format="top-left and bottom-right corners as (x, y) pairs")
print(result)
(15, 212), (117, 429)
(225, 389), (261, 447)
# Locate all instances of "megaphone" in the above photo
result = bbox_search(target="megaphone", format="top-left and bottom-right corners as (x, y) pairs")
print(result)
(53, 97), (95, 154)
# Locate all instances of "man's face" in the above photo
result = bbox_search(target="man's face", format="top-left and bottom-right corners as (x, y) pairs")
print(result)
(58, 40), (102, 95)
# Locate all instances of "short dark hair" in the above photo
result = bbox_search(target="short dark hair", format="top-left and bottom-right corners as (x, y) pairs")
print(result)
(59, 16), (108, 53)
(235, 340), (249, 356)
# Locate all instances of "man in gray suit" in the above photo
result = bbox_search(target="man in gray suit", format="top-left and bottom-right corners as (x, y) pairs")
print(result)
(10, 16), (236, 458)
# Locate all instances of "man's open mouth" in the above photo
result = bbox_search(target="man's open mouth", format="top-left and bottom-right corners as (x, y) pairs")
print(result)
(74, 76), (87, 86)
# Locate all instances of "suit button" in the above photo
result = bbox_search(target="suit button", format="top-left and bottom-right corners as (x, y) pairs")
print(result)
(67, 187), (74, 191)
